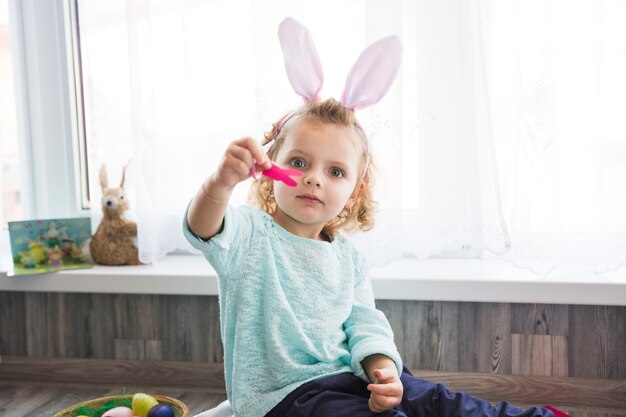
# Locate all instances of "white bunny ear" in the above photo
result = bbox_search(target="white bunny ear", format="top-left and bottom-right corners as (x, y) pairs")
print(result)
(341, 35), (402, 110)
(278, 17), (324, 102)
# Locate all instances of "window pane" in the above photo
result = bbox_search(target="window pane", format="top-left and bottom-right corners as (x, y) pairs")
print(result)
(75, 0), (146, 211)
(490, 0), (626, 234)
(0, 0), (22, 227)
(68, 0), (91, 210)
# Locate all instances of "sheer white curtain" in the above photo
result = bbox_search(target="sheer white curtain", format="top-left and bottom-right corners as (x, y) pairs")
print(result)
(352, 0), (510, 265)
(482, 0), (626, 275)
(357, 0), (626, 275)
(80, 0), (626, 276)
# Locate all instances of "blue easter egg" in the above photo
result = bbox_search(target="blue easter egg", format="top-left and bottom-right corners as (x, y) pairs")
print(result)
(147, 404), (175, 417)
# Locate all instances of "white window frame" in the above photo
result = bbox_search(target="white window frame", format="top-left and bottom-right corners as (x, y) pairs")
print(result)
(8, 0), (87, 220)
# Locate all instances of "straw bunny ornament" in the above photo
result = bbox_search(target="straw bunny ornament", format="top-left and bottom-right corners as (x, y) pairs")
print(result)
(254, 17), (402, 186)
(90, 164), (142, 265)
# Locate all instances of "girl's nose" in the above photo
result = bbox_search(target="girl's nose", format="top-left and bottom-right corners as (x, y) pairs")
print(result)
(303, 172), (322, 188)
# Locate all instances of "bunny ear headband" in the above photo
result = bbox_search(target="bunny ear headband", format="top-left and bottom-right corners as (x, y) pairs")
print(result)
(278, 16), (402, 110)
(255, 17), (402, 186)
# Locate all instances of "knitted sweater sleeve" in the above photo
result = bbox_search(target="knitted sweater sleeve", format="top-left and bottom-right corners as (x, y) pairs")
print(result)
(182, 203), (249, 275)
(343, 253), (403, 382)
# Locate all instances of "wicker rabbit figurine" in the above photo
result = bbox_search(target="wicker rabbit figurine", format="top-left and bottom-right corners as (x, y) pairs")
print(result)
(90, 164), (142, 265)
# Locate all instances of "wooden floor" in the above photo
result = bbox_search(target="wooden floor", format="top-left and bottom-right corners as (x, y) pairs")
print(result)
(0, 380), (624, 417)
(0, 382), (227, 417)
(0, 356), (624, 417)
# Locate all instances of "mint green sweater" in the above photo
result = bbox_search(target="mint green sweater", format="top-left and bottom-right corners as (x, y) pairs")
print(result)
(184, 205), (402, 417)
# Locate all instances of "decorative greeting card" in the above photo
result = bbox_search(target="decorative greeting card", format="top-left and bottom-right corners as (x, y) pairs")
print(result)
(8, 217), (93, 276)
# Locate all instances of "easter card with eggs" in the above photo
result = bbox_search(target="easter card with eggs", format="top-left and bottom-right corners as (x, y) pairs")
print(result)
(7, 217), (93, 276)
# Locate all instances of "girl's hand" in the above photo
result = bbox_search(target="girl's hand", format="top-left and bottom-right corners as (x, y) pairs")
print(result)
(366, 368), (403, 413)
(214, 137), (271, 188)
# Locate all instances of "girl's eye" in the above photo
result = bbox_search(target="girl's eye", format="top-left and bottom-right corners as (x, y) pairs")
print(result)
(290, 158), (306, 169)
(330, 168), (345, 178)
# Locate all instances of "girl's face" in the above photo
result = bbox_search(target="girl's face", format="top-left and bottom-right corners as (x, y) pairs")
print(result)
(271, 119), (362, 240)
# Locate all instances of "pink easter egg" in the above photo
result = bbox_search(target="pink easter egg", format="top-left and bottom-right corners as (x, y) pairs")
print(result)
(102, 406), (135, 417)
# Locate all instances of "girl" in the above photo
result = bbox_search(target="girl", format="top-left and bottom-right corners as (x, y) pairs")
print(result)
(184, 17), (568, 417)
(183, 100), (566, 417)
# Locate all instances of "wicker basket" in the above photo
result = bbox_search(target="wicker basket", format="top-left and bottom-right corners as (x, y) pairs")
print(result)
(53, 394), (189, 417)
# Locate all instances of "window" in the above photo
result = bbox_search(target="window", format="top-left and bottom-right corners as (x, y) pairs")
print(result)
(0, 0), (22, 227)
(490, 0), (626, 234)
(2, 0), (86, 223)
(67, 0), (91, 210)
(5, 0), (624, 272)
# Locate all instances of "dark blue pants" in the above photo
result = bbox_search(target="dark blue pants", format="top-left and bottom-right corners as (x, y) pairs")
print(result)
(266, 368), (555, 417)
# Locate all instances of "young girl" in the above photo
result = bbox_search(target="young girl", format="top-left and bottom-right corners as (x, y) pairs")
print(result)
(184, 17), (568, 417)
(183, 100), (569, 417)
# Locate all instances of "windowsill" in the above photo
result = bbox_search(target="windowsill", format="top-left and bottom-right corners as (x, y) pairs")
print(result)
(1, 254), (625, 305)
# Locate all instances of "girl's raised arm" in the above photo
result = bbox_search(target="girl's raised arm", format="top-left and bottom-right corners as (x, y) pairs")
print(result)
(187, 137), (270, 240)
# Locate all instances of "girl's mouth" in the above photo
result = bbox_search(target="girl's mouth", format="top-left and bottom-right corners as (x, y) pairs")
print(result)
(297, 194), (323, 204)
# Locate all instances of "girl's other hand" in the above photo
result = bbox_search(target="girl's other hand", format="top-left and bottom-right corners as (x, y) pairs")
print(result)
(214, 137), (272, 188)
(366, 368), (403, 413)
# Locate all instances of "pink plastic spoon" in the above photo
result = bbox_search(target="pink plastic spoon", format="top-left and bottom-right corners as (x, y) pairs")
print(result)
(250, 162), (303, 187)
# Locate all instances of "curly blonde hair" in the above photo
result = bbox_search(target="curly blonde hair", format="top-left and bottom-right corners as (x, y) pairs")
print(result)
(250, 98), (376, 239)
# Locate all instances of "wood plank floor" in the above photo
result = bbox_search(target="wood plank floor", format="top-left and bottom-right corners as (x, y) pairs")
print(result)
(0, 381), (624, 417)
(1, 378), (624, 417)
(0, 382), (228, 417)
(1, 357), (625, 417)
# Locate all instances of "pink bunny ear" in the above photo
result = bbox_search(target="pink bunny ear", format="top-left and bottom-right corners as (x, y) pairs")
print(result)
(278, 17), (324, 102)
(341, 35), (402, 110)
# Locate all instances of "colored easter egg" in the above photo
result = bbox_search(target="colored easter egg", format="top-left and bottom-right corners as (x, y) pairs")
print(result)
(102, 406), (135, 417)
(132, 393), (159, 417)
(147, 404), (175, 417)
